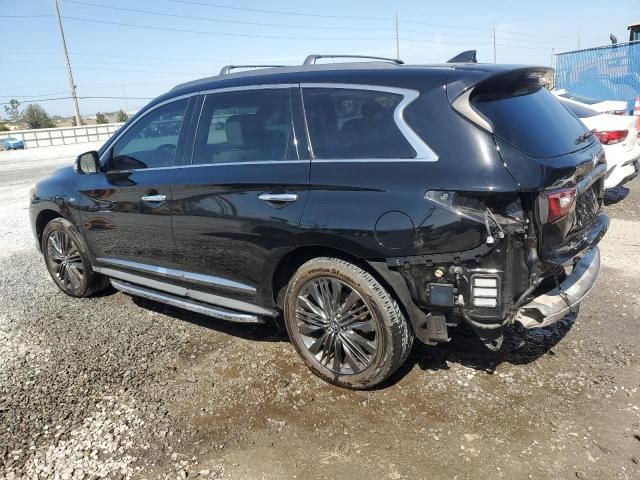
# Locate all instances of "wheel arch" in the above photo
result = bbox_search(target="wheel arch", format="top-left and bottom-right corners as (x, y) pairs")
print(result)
(271, 245), (434, 342)
(35, 209), (65, 247)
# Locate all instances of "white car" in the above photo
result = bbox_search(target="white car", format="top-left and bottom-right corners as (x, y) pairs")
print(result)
(560, 99), (639, 189)
(554, 89), (628, 116)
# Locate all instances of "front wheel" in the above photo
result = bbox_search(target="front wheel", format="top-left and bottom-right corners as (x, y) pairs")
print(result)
(42, 218), (109, 297)
(283, 257), (413, 390)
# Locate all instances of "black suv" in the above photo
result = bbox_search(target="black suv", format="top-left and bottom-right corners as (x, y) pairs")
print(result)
(30, 55), (608, 389)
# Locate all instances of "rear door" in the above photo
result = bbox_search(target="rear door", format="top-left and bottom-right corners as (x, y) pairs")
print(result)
(170, 85), (310, 310)
(82, 97), (194, 269)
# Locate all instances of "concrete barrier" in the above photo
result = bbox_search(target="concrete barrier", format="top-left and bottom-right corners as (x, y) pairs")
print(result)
(0, 123), (124, 149)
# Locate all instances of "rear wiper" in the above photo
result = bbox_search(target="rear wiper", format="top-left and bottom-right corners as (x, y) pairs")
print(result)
(575, 129), (595, 145)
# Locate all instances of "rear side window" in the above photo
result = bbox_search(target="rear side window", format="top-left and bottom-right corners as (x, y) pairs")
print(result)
(193, 88), (296, 164)
(472, 87), (591, 158)
(302, 88), (415, 159)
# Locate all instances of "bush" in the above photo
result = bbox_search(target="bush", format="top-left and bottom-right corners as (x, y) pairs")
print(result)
(115, 109), (129, 122)
(95, 112), (108, 124)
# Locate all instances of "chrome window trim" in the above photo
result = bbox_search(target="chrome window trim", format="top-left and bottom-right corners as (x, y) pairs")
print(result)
(94, 266), (274, 316)
(97, 257), (256, 293)
(99, 93), (195, 164)
(300, 82), (438, 162)
(101, 82), (438, 169)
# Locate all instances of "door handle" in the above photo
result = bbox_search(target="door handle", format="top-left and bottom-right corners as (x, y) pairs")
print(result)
(141, 194), (167, 202)
(258, 192), (298, 204)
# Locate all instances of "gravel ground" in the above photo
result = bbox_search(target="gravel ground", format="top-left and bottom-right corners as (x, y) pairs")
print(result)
(1, 144), (639, 480)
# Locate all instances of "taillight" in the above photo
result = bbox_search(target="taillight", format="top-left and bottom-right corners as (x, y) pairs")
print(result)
(594, 130), (628, 145)
(539, 187), (577, 223)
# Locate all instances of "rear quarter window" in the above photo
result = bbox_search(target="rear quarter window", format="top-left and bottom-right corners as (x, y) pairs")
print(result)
(302, 88), (416, 159)
(472, 87), (591, 158)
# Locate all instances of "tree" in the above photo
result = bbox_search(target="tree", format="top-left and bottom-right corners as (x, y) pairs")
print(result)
(95, 112), (108, 124)
(115, 109), (129, 122)
(0, 123), (9, 132)
(4, 99), (22, 126)
(22, 104), (56, 129)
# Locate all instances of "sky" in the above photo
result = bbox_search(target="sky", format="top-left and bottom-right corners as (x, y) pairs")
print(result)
(1, 0), (638, 117)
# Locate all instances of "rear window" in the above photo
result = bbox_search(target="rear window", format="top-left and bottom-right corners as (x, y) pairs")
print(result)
(302, 88), (416, 159)
(472, 86), (591, 158)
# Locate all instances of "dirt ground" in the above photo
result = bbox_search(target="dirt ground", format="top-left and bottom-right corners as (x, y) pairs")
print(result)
(1, 144), (638, 480)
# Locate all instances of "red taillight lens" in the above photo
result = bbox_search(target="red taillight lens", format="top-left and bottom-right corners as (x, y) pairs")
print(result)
(593, 129), (628, 145)
(540, 187), (577, 223)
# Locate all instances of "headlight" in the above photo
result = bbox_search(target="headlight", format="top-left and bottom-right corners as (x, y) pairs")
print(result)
(29, 185), (37, 197)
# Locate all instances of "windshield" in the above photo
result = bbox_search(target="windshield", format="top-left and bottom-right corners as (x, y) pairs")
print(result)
(558, 92), (601, 105)
(559, 99), (599, 118)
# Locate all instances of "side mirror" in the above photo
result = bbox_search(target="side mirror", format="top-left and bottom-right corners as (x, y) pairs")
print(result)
(75, 151), (100, 174)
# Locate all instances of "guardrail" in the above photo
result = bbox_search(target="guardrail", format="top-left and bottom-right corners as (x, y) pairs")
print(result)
(0, 123), (124, 149)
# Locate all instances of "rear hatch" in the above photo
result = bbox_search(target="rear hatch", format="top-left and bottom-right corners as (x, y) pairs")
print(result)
(448, 66), (608, 264)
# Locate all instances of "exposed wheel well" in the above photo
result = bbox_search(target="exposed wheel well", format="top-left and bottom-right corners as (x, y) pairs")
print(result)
(271, 246), (404, 314)
(35, 210), (63, 246)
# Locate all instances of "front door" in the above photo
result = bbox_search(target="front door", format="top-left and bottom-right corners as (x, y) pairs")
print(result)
(81, 97), (192, 269)
(170, 86), (309, 310)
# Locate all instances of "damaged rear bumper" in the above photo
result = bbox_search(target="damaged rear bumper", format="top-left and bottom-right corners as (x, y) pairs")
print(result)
(514, 247), (601, 329)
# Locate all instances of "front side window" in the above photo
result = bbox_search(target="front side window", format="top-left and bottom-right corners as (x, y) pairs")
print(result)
(193, 88), (296, 164)
(302, 88), (415, 159)
(109, 99), (188, 170)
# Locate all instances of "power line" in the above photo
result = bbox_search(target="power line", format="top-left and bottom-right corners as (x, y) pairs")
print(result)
(0, 96), (154, 106)
(3, 14), (54, 18)
(60, 15), (394, 41)
(61, 0), (391, 31)
(168, 0), (390, 21)
(401, 18), (489, 31)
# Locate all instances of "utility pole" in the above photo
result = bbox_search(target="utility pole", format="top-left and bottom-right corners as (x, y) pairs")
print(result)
(493, 24), (497, 63)
(395, 13), (400, 59)
(53, 0), (81, 126)
(577, 30), (581, 50)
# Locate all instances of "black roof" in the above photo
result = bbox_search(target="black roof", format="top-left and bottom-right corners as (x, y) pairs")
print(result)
(148, 61), (546, 108)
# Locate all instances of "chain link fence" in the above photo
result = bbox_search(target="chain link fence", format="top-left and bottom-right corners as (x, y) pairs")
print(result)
(554, 41), (640, 114)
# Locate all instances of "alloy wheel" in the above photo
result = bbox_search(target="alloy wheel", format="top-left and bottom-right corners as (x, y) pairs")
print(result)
(46, 230), (85, 291)
(294, 276), (379, 375)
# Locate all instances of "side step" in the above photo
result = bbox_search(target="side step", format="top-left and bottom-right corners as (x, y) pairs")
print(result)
(110, 279), (265, 324)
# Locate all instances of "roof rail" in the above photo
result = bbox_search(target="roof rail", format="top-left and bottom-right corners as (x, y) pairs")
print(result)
(303, 54), (404, 66)
(219, 65), (287, 75)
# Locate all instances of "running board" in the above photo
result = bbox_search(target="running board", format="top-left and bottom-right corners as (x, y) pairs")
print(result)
(110, 279), (265, 324)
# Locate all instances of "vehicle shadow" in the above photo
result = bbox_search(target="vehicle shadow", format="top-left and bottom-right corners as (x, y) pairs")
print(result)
(604, 185), (630, 205)
(124, 292), (575, 386)
(383, 312), (577, 388)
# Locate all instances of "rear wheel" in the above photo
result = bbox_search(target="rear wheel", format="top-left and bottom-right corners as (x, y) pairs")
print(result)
(283, 257), (413, 389)
(42, 218), (109, 297)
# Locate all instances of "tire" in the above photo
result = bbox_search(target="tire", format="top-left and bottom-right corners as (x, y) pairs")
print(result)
(42, 217), (109, 298)
(283, 257), (413, 390)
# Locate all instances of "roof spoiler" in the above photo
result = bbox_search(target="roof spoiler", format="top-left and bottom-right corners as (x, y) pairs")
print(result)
(447, 50), (477, 63)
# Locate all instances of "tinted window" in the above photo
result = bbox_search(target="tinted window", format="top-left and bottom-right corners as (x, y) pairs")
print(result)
(559, 98), (599, 118)
(472, 87), (591, 158)
(302, 88), (415, 159)
(193, 88), (295, 164)
(110, 99), (188, 170)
